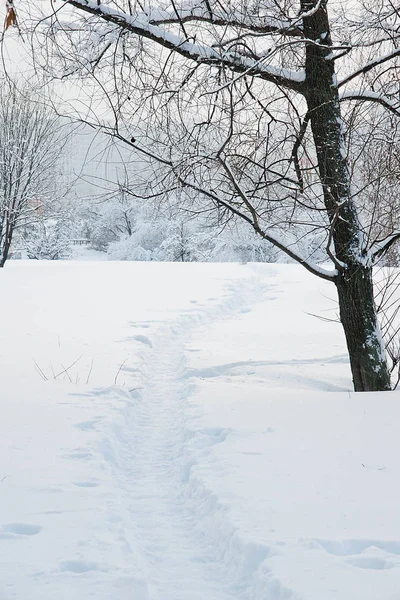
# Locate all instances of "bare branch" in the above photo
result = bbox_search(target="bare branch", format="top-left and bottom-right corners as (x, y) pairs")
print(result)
(291, 111), (310, 193)
(338, 49), (400, 89)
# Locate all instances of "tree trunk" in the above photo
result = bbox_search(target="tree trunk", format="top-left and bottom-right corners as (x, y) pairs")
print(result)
(0, 242), (11, 267)
(336, 266), (391, 391)
(302, 0), (391, 391)
(0, 222), (14, 267)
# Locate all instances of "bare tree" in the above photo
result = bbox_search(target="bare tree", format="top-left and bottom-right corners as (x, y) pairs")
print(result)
(17, 0), (400, 390)
(0, 82), (68, 267)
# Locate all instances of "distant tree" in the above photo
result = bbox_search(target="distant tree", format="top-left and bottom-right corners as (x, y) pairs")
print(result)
(0, 83), (67, 267)
(24, 218), (71, 260)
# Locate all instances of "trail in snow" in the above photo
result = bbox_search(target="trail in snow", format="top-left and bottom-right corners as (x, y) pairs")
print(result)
(3, 262), (400, 600)
(100, 276), (286, 600)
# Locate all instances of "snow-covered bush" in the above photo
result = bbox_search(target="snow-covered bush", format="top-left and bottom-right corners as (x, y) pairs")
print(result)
(24, 220), (71, 260)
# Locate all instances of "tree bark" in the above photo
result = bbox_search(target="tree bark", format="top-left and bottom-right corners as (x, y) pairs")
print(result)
(336, 266), (391, 391)
(301, 0), (391, 391)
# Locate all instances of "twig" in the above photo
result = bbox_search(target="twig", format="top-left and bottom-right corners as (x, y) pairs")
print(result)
(85, 359), (94, 385)
(54, 355), (82, 381)
(60, 363), (73, 383)
(305, 311), (340, 323)
(114, 357), (129, 385)
(33, 358), (48, 381)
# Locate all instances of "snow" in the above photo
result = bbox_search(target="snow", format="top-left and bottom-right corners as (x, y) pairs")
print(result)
(1, 260), (400, 600)
(69, 244), (108, 261)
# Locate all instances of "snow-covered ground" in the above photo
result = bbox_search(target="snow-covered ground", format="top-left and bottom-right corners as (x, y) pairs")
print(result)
(1, 260), (399, 600)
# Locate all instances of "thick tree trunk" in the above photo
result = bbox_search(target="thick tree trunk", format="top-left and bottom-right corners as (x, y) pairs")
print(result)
(301, 0), (391, 391)
(336, 267), (391, 391)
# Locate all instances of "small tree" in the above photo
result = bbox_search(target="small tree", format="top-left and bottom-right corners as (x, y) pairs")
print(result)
(24, 218), (71, 260)
(0, 83), (67, 266)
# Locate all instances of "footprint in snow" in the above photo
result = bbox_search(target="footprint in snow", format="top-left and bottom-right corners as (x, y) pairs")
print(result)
(61, 449), (92, 460)
(72, 480), (100, 488)
(346, 556), (394, 570)
(189, 427), (232, 449)
(74, 419), (102, 431)
(0, 523), (42, 538)
(315, 538), (400, 556)
(129, 321), (151, 328)
(130, 334), (153, 347)
(59, 559), (102, 573)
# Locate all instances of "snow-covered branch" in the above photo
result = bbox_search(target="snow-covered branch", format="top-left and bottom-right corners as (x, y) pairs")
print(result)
(339, 90), (400, 117)
(146, 6), (303, 37)
(370, 232), (400, 260)
(64, 0), (305, 91)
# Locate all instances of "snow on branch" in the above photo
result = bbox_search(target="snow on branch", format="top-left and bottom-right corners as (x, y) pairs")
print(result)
(338, 48), (400, 89)
(370, 232), (400, 260)
(339, 90), (400, 117)
(147, 6), (303, 37)
(64, 0), (305, 91)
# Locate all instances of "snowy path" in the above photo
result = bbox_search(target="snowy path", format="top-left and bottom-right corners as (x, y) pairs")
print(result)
(2, 261), (400, 600)
(99, 277), (272, 600)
